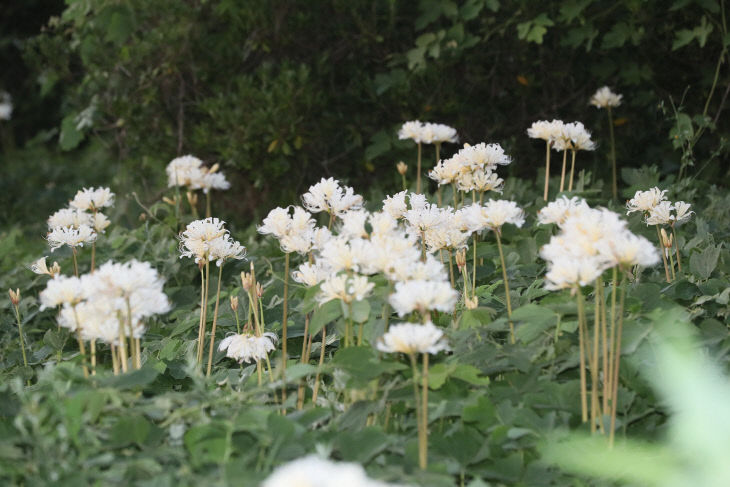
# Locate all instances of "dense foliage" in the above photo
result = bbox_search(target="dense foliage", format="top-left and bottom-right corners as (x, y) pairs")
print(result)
(1, 1), (729, 486)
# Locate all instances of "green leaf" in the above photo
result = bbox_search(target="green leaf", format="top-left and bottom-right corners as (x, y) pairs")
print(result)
(110, 415), (153, 447)
(335, 427), (389, 463)
(102, 365), (159, 390)
(349, 300), (370, 323)
(184, 422), (231, 466)
(59, 115), (84, 151)
(690, 245), (721, 279)
(511, 304), (557, 343)
(458, 308), (493, 329)
(309, 299), (342, 335)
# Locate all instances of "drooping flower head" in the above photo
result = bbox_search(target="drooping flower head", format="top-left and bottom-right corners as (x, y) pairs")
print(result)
(218, 332), (277, 364)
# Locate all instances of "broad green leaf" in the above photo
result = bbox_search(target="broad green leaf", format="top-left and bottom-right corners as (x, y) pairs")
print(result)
(690, 246), (721, 279)
(309, 299), (342, 335)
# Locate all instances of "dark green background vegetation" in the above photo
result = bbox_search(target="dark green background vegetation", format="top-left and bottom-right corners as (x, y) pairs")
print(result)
(2, 0), (728, 233)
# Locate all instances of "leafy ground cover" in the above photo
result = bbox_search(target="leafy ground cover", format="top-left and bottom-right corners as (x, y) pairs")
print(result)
(1, 104), (729, 486)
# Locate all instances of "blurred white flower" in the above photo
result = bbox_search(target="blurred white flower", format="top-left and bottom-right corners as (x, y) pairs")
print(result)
(0, 91), (12, 120)
(179, 217), (228, 264)
(537, 196), (590, 227)
(166, 155), (205, 188)
(527, 119), (564, 142)
(69, 187), (115, 211)
(376, 320), (449, 355)
(47, 208), (93, 230)
(219, 332), (277, 364)
(590, 86), (623, 109)
(389, 279), (458, 316)
(39, 275), (83, 310)
(398, 120), (425, 143)
(262, 454), (392, 487)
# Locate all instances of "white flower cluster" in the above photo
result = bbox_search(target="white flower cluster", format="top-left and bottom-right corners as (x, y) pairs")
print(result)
(166, 155), (230, 194)
(258, 206), (318, 254)
(528, 120), (595, 152)
(46, 187), (115, 251)
(626, 187), (693, 226)
(539, 199), (659, 291)
(398, 120), (458, 145)
(301, 177), (364, 217)
(262, 454), (394, 487)
(218, 332), (278, 364)
(590, 86), (623, 109)
(39, 260), (170, 344)
(429, 142), (511, 193)
(376, 320), (449, 355)
(179, 217), (246, 266)
(0, 91), (12, 120)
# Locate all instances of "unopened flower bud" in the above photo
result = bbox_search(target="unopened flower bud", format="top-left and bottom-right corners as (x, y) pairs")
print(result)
(241, 271), (254, 291)
(660, 228), (673, 256)
(396, 161), (408, 175)
(162, 196), (177, 206)
(230, 295), (239, 312)
(8, 288), (20, 306)
(455, 249), (467, 270)
(50, 261), (61, 278)
(186, 191), (198, 207)
(256, 282), (263, 298)
(208, 163), (220, 174)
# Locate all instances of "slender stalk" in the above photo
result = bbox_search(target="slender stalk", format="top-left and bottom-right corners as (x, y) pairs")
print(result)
(13, 303), (28, 369)
(134, 338), (141, 369)
(233, 303), (241, 335)
(297, 312), (311, 410)
(383, 281), (393, 332)
(568, 149), (577, 191)
(125, 298), (138, 370)
(206, 264), (224, 377)
(452, 182), (458, 208)
(91, 242), (96, 273)
(495, 231), (514, 344)
(672, 226), (682, 272)
(408, 354), (424, 469)
(117, 316), (128, 373)
(543, 141), (551, 201)
(655, 226), (671, 283)
(281, 253), (290, 405)
(205, 191), (211, 218)
(72, 248), (79, 277)
(609, 273), (627, 448)
(471, 234), (478, 298)
(416, 142), (422, 193)
(111, 344), (119, 375)
(576, 288), (588, 423)
(668, 250), (677, 281)
(203, 260), (211, 360)
(312, 326), (327, 403)
(606, 267), (618, 416)
(608, 106), (618, 199)
(559, 150), (568, 192)
(401, 173), (407, 191)
(257, 361), (263, 386)
(448, 251), (455, 288)
(72, 306), (89, 378)
(420, 353), (430, 469)
(437, 186), (442, 206)
(420, 231), (426, 262)
(591, 278), (602, 433)
(90, 339), (97, 376)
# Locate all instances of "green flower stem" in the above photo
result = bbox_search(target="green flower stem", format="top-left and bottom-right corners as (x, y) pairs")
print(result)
(125, 298), (138, 370)
(383, 280), (393, 333)
(605, 267), (618, 415)
(197, 266), (206, 362)
(233, 303), (241, 335)
(559, 149), (568, 193)
(576, 288), (588, 423)
(591, 278), (602, 433)
(609, 272), (627, 448)
(420, 352), (430, 470)
(448, 251), (455, 288)
(668, 249), (677, 281)
(117, 315), (128, 373)
(543, 141), (551, 201)
(13, 303), (28, 369)
(672, 225), (682, 272)
(311, 326), (327, 404)
(72, 305), (89, 378)
(452, 183), (458, 209)
(111, 344), (119, 375)
(495, 231), (514, 344)
(72, 247), (79, 277)
(416, 142), (422, 194)
(206, 263), (224, 377)
(608, 106), (618, 199)
(408, 353), (424, 469)
(472, 233), (478, 299)
(90, 339), (97, 376)
(568, 149), (577, 192)
(281, 252), (290, 408)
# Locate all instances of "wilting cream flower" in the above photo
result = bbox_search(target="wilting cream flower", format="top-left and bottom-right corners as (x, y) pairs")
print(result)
(219, 332), (277, 364)
(47, 225), (97, 251)
(590, 86), (623, 109)
(262, 455), (392, 487)
(376, 320), (449, 355)
(69, 187), (115, 211)
(389, 280), (459, 316)
(93, 212), (111, 233)
(626, 187), (668, 214)
(30, 257), (61, 278)
(537, 196), (590, 227)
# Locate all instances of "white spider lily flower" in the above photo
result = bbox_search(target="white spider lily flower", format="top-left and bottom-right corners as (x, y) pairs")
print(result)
(319, 237), (359, 273)
(595, 232), (659, 269)
(646, 200), (674, 226)
(317, 273), (373, 304)
(301, 178), (363, 216)
(179, 217), (228, 264)
(262, 454), (393, 487)
(47, 225), (97, 251)
(389, 280), (459, 316)
(208, 235), (246, 266)
(369, 211), (398, 237)
(544, 256), (606, 291)
(420, 122), (458, 144)
(92, 212), (111, 233)
(30, 257), (61, 278)
(166, 155), (205, 188)
(218, 332), (277, 364)
(527, 119), (564, 142)
(673, 201), (693, 225)
(258, 207), (292, 239)
(398, 120), (425, 143)
(311, 226), (333, 251)
(468, 199), (525, 232)
(292, 262), (330, 287)
(376, 320), (449, 355)
(199, 171), (230, 193)
(590, 86), (623, 108)
(626, 187), (668, 214)
(47, 208), (93, 230)
(537, 196), (590, 227)
(562, 121), (595, 151)
(39, 275), (83, 310)
(382, 191), (408, 219)
(69, 187), (115, 211)
(339, 209), (370, 240)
